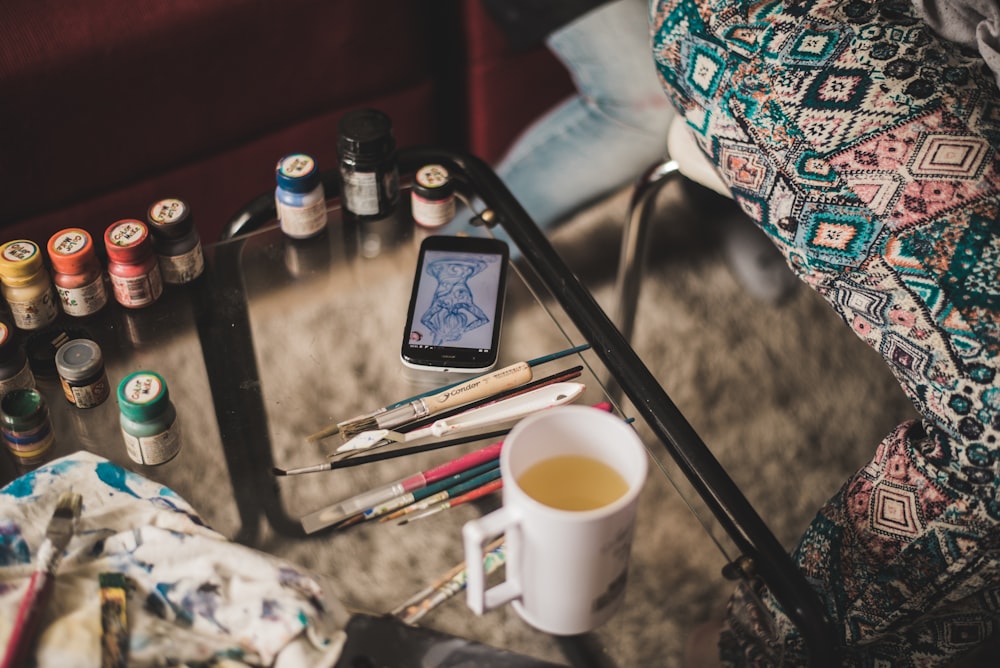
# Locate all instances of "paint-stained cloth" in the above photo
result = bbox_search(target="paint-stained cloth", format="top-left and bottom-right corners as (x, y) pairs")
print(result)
(0, 452), (344, 667)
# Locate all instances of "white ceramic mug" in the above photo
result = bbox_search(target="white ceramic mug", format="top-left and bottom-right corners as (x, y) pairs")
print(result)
(463, 405), (648, 635)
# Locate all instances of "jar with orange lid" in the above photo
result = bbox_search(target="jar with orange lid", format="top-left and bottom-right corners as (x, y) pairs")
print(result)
(104, 219), (163, 308)
(0, 240), (60, 330)
(47, 228), (109, 317)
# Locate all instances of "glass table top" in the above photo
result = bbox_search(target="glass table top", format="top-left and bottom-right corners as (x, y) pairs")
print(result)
(0, 149), (835, 666)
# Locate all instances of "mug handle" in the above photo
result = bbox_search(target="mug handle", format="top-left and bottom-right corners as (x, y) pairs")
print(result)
(463, 506), (521, 614)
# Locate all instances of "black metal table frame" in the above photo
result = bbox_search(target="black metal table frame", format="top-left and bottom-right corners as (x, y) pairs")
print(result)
(220, 146), (838, 665)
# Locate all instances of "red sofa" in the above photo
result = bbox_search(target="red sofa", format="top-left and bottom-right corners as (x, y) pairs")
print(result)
(0, 0), (574, 246)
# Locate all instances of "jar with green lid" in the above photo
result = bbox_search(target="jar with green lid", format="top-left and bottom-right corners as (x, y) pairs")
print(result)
(55, 338), (110, 409)
(0, 240), (60, 331)
(117, 370), (180, 465)
(1, 388), (54, 463)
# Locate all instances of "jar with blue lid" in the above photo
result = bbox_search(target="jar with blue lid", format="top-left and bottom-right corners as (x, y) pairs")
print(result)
(117, 370), (180, 465)
(275, 153), (328, 239)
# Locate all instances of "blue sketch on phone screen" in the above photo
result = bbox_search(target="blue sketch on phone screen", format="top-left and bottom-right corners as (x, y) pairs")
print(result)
(415, 251), (500, 347)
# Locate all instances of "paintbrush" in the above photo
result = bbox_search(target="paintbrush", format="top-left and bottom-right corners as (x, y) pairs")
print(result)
(274, 429), (509, 476)
(301, 438), (506, 534)
(391, 536), (505, 617)
(396, 539), (507, 625)
(384, 467), (502, 523)
(339, 459), (500, 528)
(396, 477), (504, 525)
(271, 365), (581, 477)
(333, 381), (585, 456)
(327, 344), (591, 440)
(339, 362), (531, 439)
(331, 365), (582, 458)
(299, 401), (619, 534)
(1, 491), (83, 668)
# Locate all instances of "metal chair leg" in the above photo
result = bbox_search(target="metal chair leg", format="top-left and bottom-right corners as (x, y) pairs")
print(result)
(612, 159), (682, 344)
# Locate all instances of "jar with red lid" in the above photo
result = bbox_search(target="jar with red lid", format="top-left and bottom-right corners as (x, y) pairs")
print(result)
(104, 219), (163, 308)
(47, 228), (109, 317)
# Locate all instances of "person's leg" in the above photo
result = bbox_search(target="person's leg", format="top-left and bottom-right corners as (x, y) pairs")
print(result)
(493, 0), (675, 231)
(652, 0), (1000, 664)
(497, 0), (796, 303)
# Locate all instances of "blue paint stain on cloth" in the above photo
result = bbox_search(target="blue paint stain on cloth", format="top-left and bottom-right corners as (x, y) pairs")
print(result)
(0, 452), (346, 667)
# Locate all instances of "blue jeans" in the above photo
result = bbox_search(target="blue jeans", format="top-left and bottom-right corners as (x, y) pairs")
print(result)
(495, 0), (674, 230)
(451, 0), (674, 252)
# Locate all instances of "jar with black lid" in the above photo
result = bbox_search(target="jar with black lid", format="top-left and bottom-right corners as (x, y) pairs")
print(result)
(146, 197), (205, 285)
(337, 108), (399, 221)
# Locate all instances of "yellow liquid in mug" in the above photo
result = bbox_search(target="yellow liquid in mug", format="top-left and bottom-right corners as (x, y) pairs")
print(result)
(517, 455), (629, 511)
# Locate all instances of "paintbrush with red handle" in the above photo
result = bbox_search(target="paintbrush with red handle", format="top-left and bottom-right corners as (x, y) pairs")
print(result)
(2, 491), (82, 668)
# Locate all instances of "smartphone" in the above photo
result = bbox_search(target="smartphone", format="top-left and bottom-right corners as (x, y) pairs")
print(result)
(400, 235), (509, 373)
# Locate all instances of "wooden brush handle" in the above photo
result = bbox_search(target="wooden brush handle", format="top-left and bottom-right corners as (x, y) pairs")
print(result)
(425, 362), (532, 413)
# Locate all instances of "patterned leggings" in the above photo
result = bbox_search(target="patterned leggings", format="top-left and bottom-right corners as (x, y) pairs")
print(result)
(649, 1), (1000, 665)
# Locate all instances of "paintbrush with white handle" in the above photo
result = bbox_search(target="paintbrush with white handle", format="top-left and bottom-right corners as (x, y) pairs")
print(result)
(338, 361), (534, 438)
(334, 382), (586, 456)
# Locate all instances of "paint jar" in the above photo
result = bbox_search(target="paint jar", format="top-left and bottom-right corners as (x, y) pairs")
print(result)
(337, 108), (399, 221)
(24, 326), (87, 380)
(275, 154), (328, 239)
(410, 164), (456, 228)
(0, 240), (60, 331)
(55, 338), (110, 409)
(104, 219), (164, 308)
(117, 370), (180, 465)
(0, 320), (34, 397)
(47, 228), (109, 317)
(147, 197), (205, 285)
(1, 388), (54, 463)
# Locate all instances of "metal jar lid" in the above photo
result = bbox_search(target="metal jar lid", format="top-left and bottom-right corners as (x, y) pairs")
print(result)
(55, 338), (104, 383)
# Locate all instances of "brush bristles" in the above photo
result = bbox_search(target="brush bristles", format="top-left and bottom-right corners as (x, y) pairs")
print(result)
(54, 492), (82, 519)
(339, 415), (379, 438)
(304, 423), (340, 443)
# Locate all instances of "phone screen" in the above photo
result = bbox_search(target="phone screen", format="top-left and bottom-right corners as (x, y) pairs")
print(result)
(401, 236), (508, 372)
